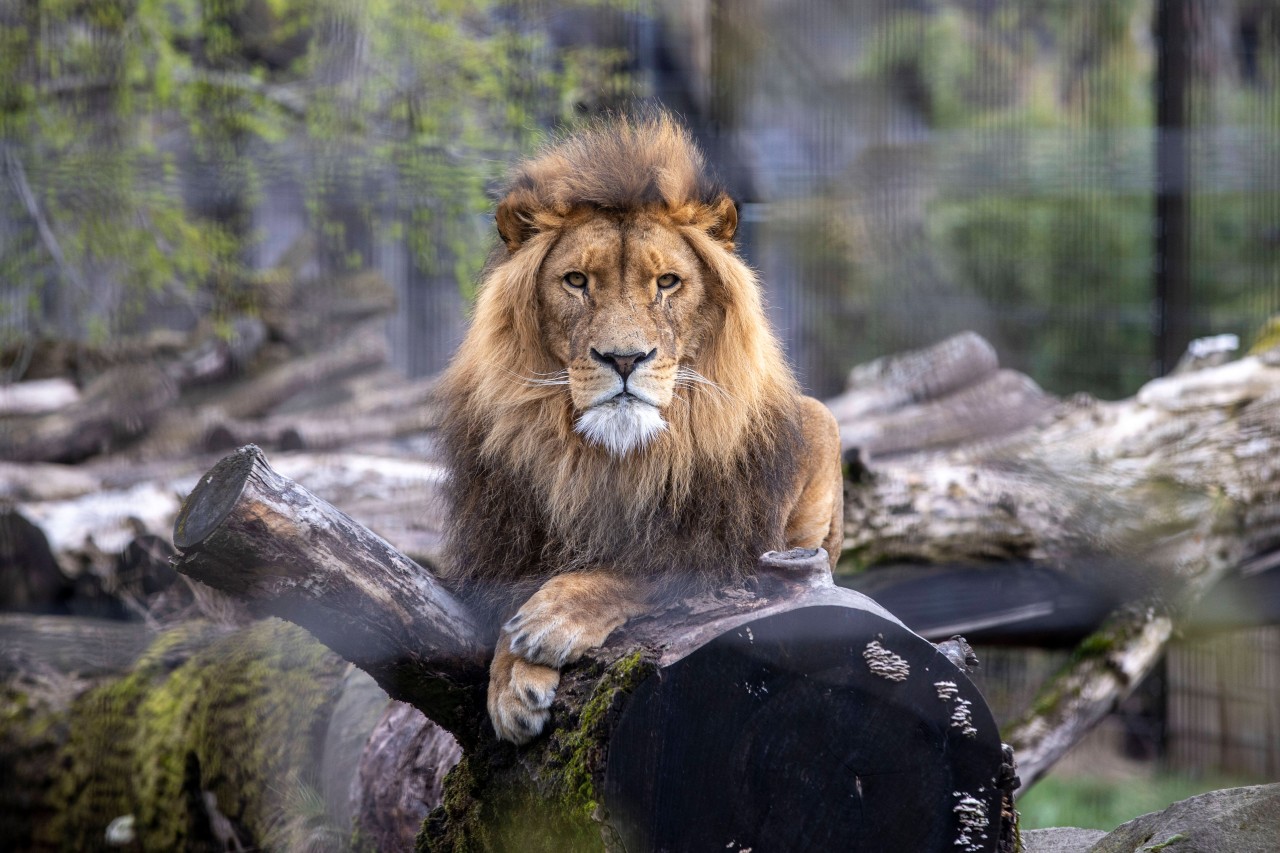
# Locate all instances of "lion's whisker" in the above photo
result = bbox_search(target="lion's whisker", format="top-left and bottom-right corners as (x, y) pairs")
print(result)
(676, 367), (733, 401)
(490, 362), (570, 388)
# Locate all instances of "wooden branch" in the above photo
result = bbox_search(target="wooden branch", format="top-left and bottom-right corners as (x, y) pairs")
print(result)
(170, 445), (488, 740)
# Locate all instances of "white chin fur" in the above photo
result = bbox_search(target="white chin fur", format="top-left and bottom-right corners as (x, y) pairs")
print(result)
(575, 397), (666, 456)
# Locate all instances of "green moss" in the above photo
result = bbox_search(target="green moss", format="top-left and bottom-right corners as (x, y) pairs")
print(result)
(1247, 316), (1280, 356)
(1073, 630), (1118, 661)
(44, 619), (346, 852)
(556, 650), (650, 822)
(1145, 834), (1188, 851)
(1004, 627), (1119, 738)
(1, 682), (71, 849)
(421, 651), (657, 853)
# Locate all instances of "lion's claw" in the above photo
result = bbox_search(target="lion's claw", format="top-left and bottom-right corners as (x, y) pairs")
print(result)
(503, 596), (615, 669)
(488, 575), (642, 743)
(489, 657), (560, 744)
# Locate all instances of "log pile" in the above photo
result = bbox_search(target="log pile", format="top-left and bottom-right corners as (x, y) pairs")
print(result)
(826, 330), (1280, 785)
(2, 323), (1279, 848)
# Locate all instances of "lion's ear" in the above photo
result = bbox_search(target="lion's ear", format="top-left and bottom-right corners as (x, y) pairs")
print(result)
(708, 194), (738, 248)
(496, 191), (536, 253)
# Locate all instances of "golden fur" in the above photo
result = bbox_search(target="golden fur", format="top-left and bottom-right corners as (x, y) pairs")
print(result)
(436, 114), (843, 743)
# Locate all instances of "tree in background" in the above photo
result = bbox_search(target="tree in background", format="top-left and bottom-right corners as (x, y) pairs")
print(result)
(836, 0), (1279, 397)
(0, 0), (638, 378)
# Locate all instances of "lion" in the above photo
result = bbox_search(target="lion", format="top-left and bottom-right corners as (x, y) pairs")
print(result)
(436, 113), (843, 744)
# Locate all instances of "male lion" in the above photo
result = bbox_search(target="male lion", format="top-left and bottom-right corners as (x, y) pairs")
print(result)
(437, 114), (843, 744)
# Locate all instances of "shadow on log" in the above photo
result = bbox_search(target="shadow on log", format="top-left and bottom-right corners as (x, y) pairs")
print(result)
(171, 446), (1018, 852)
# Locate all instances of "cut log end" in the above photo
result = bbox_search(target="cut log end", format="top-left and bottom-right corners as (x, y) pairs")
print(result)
(172, 444), (262, 551)
(602, 606), (1009, 852)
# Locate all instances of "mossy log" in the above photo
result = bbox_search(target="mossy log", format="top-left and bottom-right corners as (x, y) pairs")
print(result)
(171, 447), (1016, 852)
(0, 619), (375, 852)
(422, 578), (1014, 853)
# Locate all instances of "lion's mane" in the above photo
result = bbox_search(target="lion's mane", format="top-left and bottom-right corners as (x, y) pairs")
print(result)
(437, 114), (804, 622)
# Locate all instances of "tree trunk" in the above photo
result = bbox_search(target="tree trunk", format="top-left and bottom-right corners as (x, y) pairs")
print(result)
(171, 447), (1016, 852)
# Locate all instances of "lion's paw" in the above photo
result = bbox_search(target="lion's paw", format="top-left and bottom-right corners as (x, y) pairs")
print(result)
(488, 657), (560, 744)
(503, 596), (616, 668)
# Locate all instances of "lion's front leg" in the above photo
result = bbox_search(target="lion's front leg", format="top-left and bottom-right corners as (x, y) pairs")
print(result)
(487, 572), (650, 744)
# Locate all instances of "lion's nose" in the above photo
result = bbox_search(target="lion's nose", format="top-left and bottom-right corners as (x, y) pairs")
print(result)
(591, 348), (656, 379)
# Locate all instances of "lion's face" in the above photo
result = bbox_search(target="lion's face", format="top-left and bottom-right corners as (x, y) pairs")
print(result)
(537, 212), (716, 455)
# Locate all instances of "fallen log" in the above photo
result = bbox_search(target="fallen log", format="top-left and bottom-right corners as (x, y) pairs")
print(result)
(124, 319), (389, 460)
(0, 460), (100, 502)
(0, 365), (177, 463)
(171, 446), (1016, 852)
(0, 378), (79, 416)
(203, 373), (439, 453)
(4, 449), (449, 592)
(10, 327), (1274, 839)
(0, 318), (268, 464)
(215, 320), (389, 421)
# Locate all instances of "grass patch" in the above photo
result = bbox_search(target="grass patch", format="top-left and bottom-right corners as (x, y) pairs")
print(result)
(1016, 772), (1265, 831)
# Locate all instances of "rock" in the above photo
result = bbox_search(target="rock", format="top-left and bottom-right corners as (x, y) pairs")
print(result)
(1021, 827), (1106, 853)
(1087, 784), (1280, 853)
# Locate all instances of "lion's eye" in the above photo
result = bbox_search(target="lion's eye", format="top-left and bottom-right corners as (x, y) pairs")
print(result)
(563, 271), (587, 290)
(657, 273), (681, 291)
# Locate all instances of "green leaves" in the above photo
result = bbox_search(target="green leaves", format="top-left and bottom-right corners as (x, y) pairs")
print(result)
(3, 0), (631, 344)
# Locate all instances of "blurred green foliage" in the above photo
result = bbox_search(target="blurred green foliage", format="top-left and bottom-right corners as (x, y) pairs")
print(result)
(5, 0), (1279, 399)
(847, 0), (1280, 398)
(1017, 771), (1267, 831)
(0, 0), (634, 352)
